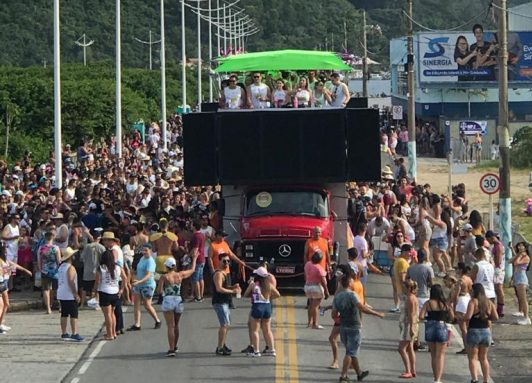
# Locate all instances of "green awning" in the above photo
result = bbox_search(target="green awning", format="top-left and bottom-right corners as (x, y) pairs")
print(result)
(214, 49), (352, 73)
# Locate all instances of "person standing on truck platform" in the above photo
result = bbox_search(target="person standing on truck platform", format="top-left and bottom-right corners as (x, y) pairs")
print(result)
(304, 227), (331, 276)
(329, 72), (350, 108)
(247, 73), (271, 109)
(219, 75), (246, 110)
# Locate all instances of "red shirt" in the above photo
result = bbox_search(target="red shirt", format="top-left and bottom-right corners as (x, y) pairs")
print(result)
(191, 231), (206, 264)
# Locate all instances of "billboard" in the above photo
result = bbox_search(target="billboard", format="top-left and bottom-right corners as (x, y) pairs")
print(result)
(418, 26), (532, 85)
(459, 121), (487, 136)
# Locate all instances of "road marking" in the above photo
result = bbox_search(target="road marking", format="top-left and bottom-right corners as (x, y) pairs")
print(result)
(78, 339), (107, 375)
(275, 296), (286, 382)
(70, 378), (80, 383)
(285, 297), (299, 383)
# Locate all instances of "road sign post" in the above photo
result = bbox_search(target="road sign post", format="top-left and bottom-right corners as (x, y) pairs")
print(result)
(479, 173), (500, 230)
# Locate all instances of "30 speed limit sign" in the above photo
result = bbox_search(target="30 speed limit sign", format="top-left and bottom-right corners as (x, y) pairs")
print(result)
(479, 173), (500, 195)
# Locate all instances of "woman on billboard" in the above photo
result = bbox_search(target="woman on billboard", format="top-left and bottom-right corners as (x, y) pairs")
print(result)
(454, 35), (476, 82)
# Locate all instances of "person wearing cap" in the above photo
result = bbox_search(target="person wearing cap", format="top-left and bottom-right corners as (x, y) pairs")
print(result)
(329, 72), (350, 108)
(52, 212), (69, 250)
(461, 223), (478, 267)
(208, 230), (245, 274)
(128, 243), (161, 331)
(150, 218), (179, 276)
(57, 247), (84, 342)
(80, 229), (106, 308)
(157, 252), (198, 357)
(485, 230), (505, 317)
(242, 266), (280, 357)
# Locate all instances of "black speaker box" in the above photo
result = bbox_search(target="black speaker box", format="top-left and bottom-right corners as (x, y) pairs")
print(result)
(346, 97), (368, 109)
(183, 113), (218, 186)
(346, 108), (381, 182)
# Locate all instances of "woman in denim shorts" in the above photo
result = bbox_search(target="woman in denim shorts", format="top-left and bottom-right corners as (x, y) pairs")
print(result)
(419, 284), (454, 383)
(465, 283), (499, 383)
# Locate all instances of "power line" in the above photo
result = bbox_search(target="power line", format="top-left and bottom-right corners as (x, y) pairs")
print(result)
(491, 1), (532, 19)
(401, 7), (490, 32)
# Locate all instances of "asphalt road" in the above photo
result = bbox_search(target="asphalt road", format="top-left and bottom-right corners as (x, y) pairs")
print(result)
(63, 275), (483, 383)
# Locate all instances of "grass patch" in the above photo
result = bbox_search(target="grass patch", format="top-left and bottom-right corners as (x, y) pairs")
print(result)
(473, 160), (500, 170)
(513, 202), (532, 242)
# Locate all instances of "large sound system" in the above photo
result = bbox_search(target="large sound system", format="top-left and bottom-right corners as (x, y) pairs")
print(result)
(346, 97), (368, 109)
(184, 108), (380, 186)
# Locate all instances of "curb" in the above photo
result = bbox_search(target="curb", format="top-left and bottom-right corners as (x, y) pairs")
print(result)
(8, 299), (43, 313)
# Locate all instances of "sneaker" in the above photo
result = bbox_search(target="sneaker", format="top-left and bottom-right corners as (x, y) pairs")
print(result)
(0, 324), (11, 331)
(154, 321), (162, 329)
(216, 347), (231, 356)
(436, 272), (446, 278)
(516, 317), (531, 325)
(357, 371), (369, 381)
(262, 346), (270, 354)
(174, 347), (179, 353)
(126, 325), (141, 331)
(194, 297), (204, 303)
(166, 350), (176, 357)
(241, 345), (254, 354)
(247, 351), (261, 357)
(389, 307), (401, 313)
(223, 344), (232, 353)
(512, 311), (524, 318)
(263, 349), (277, 356)
(61, 333), (71, 341)
(0, 329), (6, 335)
(339, 377), (353, 383)
(71, 334), (85, 342)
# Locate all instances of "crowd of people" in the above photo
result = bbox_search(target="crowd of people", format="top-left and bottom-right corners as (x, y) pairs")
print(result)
(0, 83), (529, 383)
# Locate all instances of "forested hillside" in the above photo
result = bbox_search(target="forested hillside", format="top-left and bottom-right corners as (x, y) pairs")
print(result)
(1, 0), (528, 68)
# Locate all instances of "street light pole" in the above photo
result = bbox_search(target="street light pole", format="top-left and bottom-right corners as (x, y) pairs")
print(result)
(116, 0), (122, 158)
(407, 0), (416, 181)
(197, 0), (202, 111)
(53, 0), (62, 188)
(75, 33), (94, 67)
(181, 0), (187, 112)
(497, 0), (512, 281)
(134, 30), (161, 70)
(216, 0), (220, 55)
(208, 0), (213, 102)
(223, 3), (227, 54)
(362, 10), (368, 98)
(161, 0), (167, 149)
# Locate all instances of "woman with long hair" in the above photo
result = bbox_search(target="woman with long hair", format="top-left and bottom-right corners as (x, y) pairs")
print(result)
(388, 230), (407, 313)
(304, 252), (330, 329)
(157, 253), (197, 356)
(243, 266), (280, 357)
(509, 242), (531, 325)
(398, 279), (419, 378)
(95, 250), (126, 340)
(468, 210), (486, 237)
(415, 196), (433, 258)
(450, 263), (473, 354)
(426, 195), (450, 277)
(465, 283), (498, 383)
(419, 284), (454, 383)
(292, 76), (313, 108)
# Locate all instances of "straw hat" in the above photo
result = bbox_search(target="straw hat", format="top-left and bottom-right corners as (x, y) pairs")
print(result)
(102, 231), (118, 241)
(382, 165), (393, 175)
(60, 247), (78, 262)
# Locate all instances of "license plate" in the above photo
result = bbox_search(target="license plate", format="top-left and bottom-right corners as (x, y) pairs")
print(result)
(276, 266), (295, 274)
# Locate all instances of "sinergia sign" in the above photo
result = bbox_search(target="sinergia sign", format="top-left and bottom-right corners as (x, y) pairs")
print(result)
(459, 121), (487, 136)
(418, 25), (532, 85)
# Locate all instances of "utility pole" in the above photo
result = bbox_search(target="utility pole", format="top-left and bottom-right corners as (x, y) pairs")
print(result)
(216, 0), (220, 55)
(497, 0), (512, 281)
(53, 0), (62, 188)
(75, 33), (94, 66)
(208, 0), (213, 101)
(181, 0), (187, 112)
(362, 10), (368, 98)
(407, 0), (417, 181)
(197, 0), (202, 111)
(160, 0), (167, 149)
(134, 30), (161, 70)
(116, 0), (122, 158)
(344, 21), (347, 50)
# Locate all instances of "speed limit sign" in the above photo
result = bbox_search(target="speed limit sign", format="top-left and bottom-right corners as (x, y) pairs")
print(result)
(479, 173), (500, 195)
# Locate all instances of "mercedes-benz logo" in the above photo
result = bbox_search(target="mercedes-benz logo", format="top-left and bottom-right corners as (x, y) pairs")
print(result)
(278, 244), (292, 257)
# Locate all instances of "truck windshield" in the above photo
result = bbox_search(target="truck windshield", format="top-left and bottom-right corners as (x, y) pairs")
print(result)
(245, 190), (329, 218)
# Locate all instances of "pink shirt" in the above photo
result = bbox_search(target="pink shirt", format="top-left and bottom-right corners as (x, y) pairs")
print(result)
(304, 261), (326, 284)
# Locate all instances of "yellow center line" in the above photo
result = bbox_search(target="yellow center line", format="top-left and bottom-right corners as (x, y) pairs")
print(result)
(275, 296), (286, 382)
(286, 297), (300, 383)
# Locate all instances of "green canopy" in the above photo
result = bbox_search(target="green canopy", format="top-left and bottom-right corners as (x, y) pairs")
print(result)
(214, 49), (351, 73)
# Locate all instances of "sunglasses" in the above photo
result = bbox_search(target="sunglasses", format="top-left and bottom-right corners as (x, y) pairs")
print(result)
(253, 75), (260, 78)
(221, 259), (230, 264)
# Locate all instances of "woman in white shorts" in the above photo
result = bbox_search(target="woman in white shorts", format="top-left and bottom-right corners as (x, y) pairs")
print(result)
(304, 252), (330, 329)
(157, 254), (197, 357)
(450, 263), (473, 354)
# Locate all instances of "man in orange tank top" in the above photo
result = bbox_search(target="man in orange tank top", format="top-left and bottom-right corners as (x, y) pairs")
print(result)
(208, 230), (245, 273)
(304, 226), (330, 275)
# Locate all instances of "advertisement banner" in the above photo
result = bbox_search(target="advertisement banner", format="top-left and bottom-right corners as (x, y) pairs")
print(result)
(418, 27), (532, 85)
(459, 120), (487, 136)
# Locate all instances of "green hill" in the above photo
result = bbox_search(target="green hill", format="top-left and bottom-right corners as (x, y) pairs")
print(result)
(2, 0), (528, 68)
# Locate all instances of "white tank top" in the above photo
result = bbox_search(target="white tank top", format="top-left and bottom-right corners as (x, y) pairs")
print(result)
(431, 222), (447, 239)
(57, 263), (77, 300)
(223, 87), (243, 109)
(273, 90), (286, 105)
(398, 218), (416, 241)
(475, 260), (496, 299)
(295, 89), (311, 105)
(98, 265), (121, 294)
(4, 223), (19, 260)
(330, 83), (346, 107)
(249, 83), (270, 109)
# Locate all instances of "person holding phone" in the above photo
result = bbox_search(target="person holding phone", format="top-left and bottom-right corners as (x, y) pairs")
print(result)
(509, 242), (531, 325)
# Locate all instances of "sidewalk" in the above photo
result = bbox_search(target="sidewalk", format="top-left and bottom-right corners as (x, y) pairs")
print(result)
(7, 290), (43, 312)
(0, 308), (104, 383)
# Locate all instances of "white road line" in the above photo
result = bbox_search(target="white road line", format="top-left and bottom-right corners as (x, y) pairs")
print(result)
(70, 378), (80, 383)
(78, 340), (107, 375)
